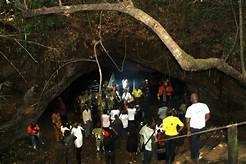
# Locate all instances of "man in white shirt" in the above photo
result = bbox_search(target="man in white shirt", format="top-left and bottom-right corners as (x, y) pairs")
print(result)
(82, 107), (92, 138)
(119, 112), (128, 129)
(101, 113), (110, 128)
(71, 123), (84, 164)
(122, 89), (133, 103)
(110, 108), (120, 121)
(61, 122), (72, 137)
(122, 79), (129, 89)
(185, 93), (210, 163)
(139, 120), (155, 164)
(125, 103), (137, 127)
(127, 108), (136, 120)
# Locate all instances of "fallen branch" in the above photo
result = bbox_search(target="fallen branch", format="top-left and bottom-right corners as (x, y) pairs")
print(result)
(21, 2), (246, 87)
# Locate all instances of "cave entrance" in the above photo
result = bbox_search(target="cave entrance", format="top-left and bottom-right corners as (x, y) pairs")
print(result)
(39, 61), (187, 129)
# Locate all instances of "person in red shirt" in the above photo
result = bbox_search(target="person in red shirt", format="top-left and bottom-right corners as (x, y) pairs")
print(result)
(165, 80), (174, 105)
(157, 81), (167, 104)
(26, 122), (44, 149)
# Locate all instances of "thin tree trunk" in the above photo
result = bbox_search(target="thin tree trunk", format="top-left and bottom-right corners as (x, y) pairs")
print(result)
(239, 0), (245, 74)
(94, 41), (103, 115)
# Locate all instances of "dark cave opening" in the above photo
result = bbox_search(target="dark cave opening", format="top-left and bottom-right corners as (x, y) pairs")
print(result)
(32, 63), (190, 163)
(41, 61), (188, 121)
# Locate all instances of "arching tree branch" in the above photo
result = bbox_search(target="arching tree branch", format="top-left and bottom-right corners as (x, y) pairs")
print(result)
(21, 2), (246, 87)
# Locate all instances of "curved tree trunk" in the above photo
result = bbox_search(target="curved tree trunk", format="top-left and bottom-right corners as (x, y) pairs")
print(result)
(21, 1), (246, 87)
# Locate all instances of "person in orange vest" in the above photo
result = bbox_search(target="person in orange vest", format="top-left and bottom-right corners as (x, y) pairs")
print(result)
(51, 111), (63, 141)
(165, 80), (174, 105)
(26, 122), (44, 149)
(157, 81), (167, 104)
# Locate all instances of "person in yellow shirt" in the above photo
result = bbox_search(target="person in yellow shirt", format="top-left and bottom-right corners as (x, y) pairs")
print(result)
(162, 109), (184, 164)
(132, 86), (143, 105)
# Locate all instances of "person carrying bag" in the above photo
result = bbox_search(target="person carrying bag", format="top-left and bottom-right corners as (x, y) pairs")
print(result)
(139, 130), (155, 152)
(139, 120), (155, 164)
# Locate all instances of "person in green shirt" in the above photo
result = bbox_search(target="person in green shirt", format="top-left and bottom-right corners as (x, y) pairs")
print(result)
(92, 127), (104, 152)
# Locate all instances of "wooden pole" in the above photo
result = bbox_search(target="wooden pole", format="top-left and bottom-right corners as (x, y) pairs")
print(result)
(228, 125), (238, 164)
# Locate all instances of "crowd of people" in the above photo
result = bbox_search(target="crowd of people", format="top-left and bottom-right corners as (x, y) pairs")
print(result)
(26, 77), (211, 164)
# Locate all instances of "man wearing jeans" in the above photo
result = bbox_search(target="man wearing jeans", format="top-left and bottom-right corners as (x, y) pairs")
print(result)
(185, 93), (210, 164)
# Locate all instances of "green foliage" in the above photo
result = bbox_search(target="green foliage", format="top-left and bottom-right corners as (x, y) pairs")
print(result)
(25, 15), (65, 33)
(31, 0), (56, 8)
(24, 0), (64, 33)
